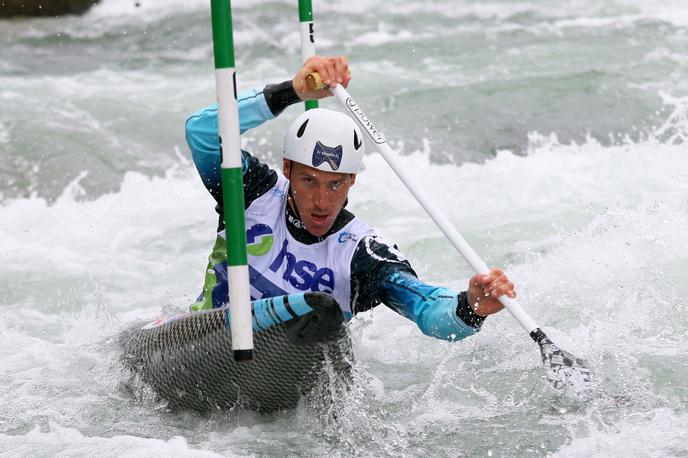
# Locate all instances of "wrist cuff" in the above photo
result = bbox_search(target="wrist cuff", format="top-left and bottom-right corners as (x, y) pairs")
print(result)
(264, 80), (301, 116)
(455, 291), (486, 328)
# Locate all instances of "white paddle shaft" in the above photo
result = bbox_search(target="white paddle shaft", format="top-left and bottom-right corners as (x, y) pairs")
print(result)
(329, 83), (540, 334)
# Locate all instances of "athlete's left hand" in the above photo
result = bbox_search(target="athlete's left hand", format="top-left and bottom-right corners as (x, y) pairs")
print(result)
(466, 268), (515, 317)
(292, 55), (351, 101)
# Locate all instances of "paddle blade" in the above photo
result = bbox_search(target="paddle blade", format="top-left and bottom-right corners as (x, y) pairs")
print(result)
(537, 334), (592, 392)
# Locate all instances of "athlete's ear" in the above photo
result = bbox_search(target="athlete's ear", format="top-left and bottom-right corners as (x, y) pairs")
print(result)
(349, 173), (356, 186)
(283, 159), (291, 179)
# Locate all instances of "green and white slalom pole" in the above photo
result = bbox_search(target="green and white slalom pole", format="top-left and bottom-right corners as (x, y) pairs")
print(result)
(298, 0), (318, 110)
(210, 0), (253, 361)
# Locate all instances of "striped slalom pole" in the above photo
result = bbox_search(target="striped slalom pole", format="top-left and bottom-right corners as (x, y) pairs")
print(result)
(210, 0), (254, 361)
(298, 0), (318, 110)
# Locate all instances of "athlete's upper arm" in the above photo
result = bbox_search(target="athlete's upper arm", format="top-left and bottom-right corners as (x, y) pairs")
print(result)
(351, 235), (484, 341)
(349, 234), (416, 314)
(185, 88), (278, 202)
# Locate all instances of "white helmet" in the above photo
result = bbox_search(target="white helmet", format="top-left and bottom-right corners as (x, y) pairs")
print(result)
(284, 108), (364, 174)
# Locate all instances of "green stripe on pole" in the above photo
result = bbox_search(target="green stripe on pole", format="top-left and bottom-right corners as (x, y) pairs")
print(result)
(299, 0), (318, 110)
(221, 167), (248, 266)
(298, 0), (313, 21)
(211, 0), (235, 69)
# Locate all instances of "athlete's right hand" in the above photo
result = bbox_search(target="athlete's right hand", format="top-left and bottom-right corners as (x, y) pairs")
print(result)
(292, 55), (351, 101)
(466, 268), (515, 317)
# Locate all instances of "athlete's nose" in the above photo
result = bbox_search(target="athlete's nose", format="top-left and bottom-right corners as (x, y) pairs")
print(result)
(312, 185), (329, 210)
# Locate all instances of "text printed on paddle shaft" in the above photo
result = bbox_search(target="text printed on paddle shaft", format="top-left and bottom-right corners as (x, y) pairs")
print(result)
(345, 98), (386, 144)
(268, 240), (335, 292)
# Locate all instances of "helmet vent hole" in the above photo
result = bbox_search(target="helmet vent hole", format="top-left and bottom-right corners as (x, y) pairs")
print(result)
(353, 130), (362, 150)
(296, 119), (309, 138)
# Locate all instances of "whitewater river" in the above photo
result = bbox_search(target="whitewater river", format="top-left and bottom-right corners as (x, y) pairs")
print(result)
(1, 0), (687, 456)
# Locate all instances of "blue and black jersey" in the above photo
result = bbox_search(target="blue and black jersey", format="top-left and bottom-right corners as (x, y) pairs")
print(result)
(185, 81), (485, 342)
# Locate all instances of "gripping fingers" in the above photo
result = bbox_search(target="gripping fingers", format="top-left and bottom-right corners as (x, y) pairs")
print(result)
(479, 269), (516, 299)
(314, 58), (336, 87)
(333, 56), (349, 85)
(485, 278), (516, 299)
(491, 280), (516, 298)
(315, 56), (349, 87)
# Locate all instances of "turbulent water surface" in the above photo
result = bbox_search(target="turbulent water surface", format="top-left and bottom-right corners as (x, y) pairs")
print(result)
(1, 0), (687, 456)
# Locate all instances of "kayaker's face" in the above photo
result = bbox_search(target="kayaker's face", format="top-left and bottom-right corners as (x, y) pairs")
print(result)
(283, 160), (356, 237)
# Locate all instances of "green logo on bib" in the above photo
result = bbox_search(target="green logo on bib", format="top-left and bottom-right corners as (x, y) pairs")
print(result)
(246, 224), (274, 256)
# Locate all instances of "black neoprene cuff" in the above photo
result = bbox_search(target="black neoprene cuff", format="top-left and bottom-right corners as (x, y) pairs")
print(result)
(455, 291), (486, 328)
(264, 80), (301, 116)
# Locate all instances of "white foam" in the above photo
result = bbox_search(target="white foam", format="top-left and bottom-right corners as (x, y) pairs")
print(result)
(0, 164), (215, 311)
(0, 123), (685, 456)
(346, 99), (688, 433)
(0, 423), (230, 457)
(0, 120), (9, 145)
(645, 47), (688, 66)
(554, 408), (688, 457)
(550, 14), (644, 30)
(619, 0), (688, 27)
(351, 129), (688, 253)
(319, 0), (542, 20)
(348, 23), (423, 47)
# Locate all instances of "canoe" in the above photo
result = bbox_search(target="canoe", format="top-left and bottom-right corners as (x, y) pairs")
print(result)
(119, 292), (352, 412)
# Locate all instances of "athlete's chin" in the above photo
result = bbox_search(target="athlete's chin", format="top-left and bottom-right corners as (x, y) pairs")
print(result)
(304, 217), (334, 237)
(305, 226), (332, 237)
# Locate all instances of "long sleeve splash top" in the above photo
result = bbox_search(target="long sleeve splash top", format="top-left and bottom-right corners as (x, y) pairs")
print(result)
(185, 81), (486, 342)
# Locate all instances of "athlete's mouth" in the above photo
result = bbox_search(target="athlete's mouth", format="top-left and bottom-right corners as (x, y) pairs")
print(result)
(310, 213), (330, 224)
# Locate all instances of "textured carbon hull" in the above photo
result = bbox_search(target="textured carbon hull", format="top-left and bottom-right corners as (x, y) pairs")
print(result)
(119, 292), (352, 412)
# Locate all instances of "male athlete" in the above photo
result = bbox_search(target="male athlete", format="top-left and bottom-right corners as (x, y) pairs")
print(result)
(185, 56), (516, 342)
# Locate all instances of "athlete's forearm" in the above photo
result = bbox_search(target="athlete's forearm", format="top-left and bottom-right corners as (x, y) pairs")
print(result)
(185, 90), (267, 191)
(186, 87), (275, 139)
(185, 81), (298, 170)
(380, 269), (485, 341)
(263, 81), (301, 117)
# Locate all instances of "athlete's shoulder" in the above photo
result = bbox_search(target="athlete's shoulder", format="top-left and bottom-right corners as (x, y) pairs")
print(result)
(348, 232), (415, 314)
(350, 232), (412, 279)
(329, 208), (373, 240)
(355, 233), (408, 265)
(243, 151), (279, 207)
